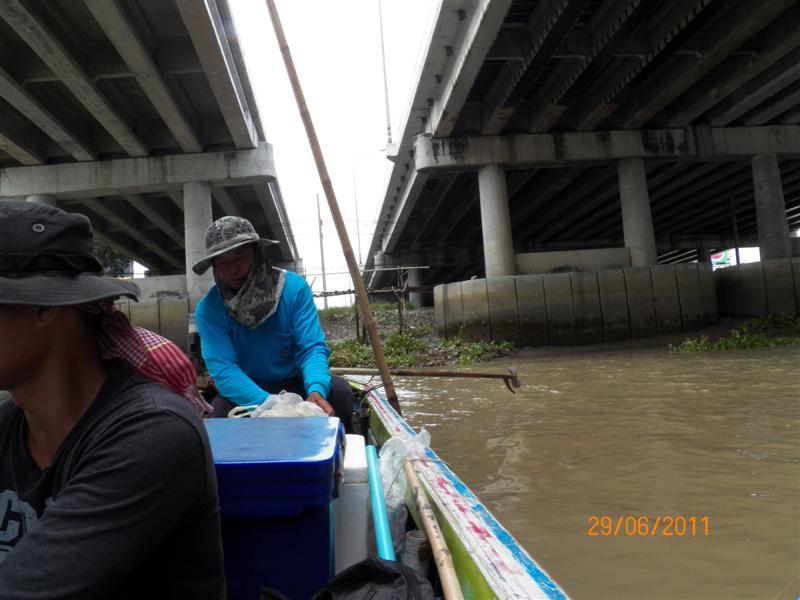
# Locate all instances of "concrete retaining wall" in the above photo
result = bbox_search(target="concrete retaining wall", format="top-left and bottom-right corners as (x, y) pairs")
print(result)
(625, 268), (657, 339)
(516, 274), (548, 346)
(115, 297), (190, 351)
(131, 274), (188, 300)
(714, 258), (800, 317)
(572, 271), (603, 344)
(515, 247), (630, 275)
(597, 270), (629, 342)
(434, 263), (717, 346)
(460, 279), (491, 341)
(651, 266), (682, 334)
(487, 277), (519, 342)
(117, 273), (191, 350)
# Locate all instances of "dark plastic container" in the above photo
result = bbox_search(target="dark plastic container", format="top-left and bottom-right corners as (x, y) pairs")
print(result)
(205, 417), (344, 600)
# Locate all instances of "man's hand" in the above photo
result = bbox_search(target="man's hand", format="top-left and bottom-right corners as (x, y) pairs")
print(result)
(306, 392), (335, 417)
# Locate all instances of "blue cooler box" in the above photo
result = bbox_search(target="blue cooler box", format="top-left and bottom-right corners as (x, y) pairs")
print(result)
(205, 418), (344, 600)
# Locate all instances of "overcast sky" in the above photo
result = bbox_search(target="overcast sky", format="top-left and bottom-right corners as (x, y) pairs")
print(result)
(228, 0), (435, 306)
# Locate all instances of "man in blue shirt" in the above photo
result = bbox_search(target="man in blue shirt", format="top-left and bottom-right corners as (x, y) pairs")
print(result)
(193, 216), (354, 430)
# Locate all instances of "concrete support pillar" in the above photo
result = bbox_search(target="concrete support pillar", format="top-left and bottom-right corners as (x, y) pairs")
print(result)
(618, 157), (657, 266)
(183, 181), (214, 309)
(373, 250), (388, 269)
(407, 267), (424, 308)
(478, 164), (515, 277)
(751, 153), (791, 260)
(26, 194), (56, 206)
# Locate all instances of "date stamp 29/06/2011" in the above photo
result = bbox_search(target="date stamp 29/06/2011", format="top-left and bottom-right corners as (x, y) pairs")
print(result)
(587, 515), (710, 537)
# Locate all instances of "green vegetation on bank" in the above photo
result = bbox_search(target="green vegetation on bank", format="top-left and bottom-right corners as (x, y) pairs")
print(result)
(318, 303), (399, 321)
(321, 303), (514, 367)
(444, 335), (514, 365)
(328, 330), (513, 368)
(328, 338), (375, 366)
(382, 330), (428, 366)
(739, 314), (800, 331)
(317, 305), (354, 320)
(670, 314), (800, 352)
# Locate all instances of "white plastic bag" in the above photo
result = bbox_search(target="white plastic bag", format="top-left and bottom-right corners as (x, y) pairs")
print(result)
(229, 390), (326, 418)
(378, 429), (431, 556)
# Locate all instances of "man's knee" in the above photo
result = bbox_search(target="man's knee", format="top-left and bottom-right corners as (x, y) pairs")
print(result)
(328, 375), (354, 432)
(210, 395), (236, 418)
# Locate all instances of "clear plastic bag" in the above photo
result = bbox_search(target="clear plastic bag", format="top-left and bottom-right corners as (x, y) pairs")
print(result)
(378, 429), (431, 556)
(229, 390), (327, 418)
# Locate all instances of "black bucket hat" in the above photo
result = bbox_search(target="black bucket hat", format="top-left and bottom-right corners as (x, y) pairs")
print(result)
(0, 200), (139, 306)
(191, 215), (278, 275)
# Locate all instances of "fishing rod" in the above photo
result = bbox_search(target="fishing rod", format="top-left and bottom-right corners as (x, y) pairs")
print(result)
(331, 367), (522, 394)
(265, 0), (401, 415)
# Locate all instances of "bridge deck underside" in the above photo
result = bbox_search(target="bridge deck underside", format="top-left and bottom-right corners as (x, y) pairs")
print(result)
(0, 0), (296, 272)
(370, 0), (800, 291)
(58, 184), (288, 274)
(396, 160), (800, 285)
(461, 0), (800, 136)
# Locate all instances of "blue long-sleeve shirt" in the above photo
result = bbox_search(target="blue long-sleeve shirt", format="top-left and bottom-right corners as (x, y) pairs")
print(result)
(195, 271), (330, 406)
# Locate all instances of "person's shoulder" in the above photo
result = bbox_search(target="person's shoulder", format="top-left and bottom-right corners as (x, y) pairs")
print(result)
(282, 270), (312, 297)
(195, 287), (227, 327)
(101, 380), (210, 459)
(122, 378), (201, 422)
(103, 369), (204, 434)
(283, 269), (306, 287)
(87, 373), (212, 484)
(196, 286), (222, 313)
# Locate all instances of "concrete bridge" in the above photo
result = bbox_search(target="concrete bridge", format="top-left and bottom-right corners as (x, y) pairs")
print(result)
(365, 0), (800, 343)
(0, 0), (298, 312)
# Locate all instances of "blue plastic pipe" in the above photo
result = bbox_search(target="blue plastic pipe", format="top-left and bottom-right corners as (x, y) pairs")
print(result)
(365, 445), (396, 561)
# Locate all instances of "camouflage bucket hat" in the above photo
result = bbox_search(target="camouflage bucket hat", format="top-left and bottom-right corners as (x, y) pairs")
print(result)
(191, 216), (278, 275)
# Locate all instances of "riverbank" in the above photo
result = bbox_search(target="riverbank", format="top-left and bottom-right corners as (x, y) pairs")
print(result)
(320, 306), (800, 367)
(320, 306), (513, 367)
(670, 314), (800, 352)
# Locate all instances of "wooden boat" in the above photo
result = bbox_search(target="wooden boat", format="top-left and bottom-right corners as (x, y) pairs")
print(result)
(208, 381), (569, 600)
(360, 383), (569, 600)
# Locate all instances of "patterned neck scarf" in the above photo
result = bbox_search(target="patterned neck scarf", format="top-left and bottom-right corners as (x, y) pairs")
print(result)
(213, 244), (286, 329)
(77, 301), (212, 415)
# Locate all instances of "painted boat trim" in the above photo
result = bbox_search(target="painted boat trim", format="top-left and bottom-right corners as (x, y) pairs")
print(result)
(368, 388), (569, 600)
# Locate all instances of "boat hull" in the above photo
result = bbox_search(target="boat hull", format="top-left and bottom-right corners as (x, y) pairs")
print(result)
(367, 387), (569, 600)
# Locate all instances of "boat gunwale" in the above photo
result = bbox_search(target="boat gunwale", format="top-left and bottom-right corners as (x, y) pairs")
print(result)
(366, 386), (569, 600)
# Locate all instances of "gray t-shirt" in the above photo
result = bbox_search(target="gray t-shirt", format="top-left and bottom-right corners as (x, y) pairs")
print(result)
(0, 362), (225, 599)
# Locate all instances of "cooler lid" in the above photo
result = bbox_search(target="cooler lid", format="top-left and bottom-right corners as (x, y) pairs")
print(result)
(205, 417), (344, 517)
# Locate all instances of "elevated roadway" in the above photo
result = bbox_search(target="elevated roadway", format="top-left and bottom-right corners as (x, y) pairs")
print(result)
(366, 0), (800, 302)
(0, 0), (298, 305)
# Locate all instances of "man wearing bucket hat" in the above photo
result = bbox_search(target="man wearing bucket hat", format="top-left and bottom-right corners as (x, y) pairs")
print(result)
(0, 200), (224, 598)
(193, 216), (354, 429)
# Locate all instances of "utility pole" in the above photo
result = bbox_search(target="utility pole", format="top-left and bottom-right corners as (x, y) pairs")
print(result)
(378, 0), (392, 145)
(352, 166), (362, 267)
(316, 193), (328, 309)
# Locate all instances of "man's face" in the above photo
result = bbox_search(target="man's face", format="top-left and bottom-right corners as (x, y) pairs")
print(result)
(0, 305), (43, 391)
(213, 244), (256, 290)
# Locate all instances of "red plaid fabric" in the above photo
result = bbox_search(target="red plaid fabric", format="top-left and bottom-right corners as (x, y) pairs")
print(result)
(78, 301), (212, 415)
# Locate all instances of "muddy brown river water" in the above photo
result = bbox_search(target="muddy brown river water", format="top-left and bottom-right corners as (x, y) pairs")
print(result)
(390, 342), (800, 600)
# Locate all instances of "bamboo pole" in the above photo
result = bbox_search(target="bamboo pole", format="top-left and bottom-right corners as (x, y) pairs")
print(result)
(265, 0), (401, 414)
(331, 367), (521, 392)
(404, 460), (464, 600)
